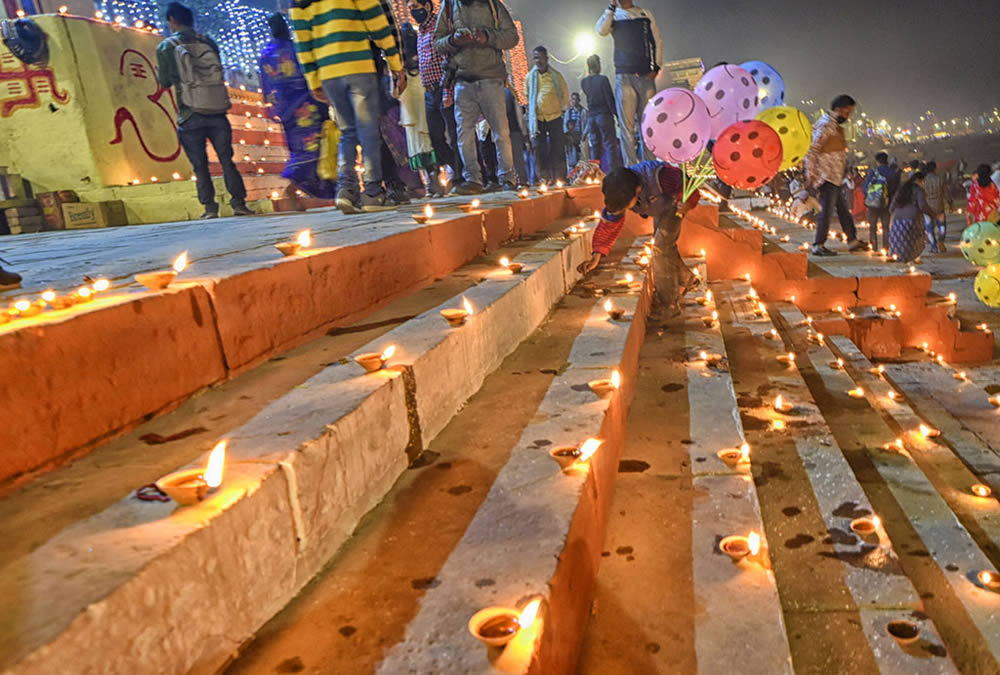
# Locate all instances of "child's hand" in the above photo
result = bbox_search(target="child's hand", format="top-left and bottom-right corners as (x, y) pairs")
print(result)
(577, 253), (602, 274)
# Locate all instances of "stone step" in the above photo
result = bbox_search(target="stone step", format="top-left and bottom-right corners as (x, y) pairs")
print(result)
(718, 283), (956, 674)
(1, 189), (603, 487)
(673, 273), (795, 674)
(375, 239), (651, 674)
(770, 304), (1000, 670)
(0, 214), (596, 675)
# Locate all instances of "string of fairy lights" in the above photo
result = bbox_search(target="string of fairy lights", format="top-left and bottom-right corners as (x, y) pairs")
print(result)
(95, 0), (270, 75)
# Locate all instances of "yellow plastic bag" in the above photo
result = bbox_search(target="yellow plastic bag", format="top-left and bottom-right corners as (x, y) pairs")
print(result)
(317, 119), (340, 181)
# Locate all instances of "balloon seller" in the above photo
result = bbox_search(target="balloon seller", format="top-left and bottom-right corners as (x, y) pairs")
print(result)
(578, 162), (701, 317)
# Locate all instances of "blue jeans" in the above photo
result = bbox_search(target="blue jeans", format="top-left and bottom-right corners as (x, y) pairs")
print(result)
(925, 214), (946, 248)
(323, 73), (383, 196)
(424, 87), (457, 175)
(454, 79), (515, 186)
(587, 111), (622, 173)
(815, 181), (857, 246)
(615, 73), (656, 165)
(178, 113), (247, 210)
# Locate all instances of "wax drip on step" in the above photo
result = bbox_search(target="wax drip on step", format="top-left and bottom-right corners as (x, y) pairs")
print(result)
(279, 460), (307, 553)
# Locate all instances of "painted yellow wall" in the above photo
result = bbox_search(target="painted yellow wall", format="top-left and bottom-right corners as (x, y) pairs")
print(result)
(0, 15), (189, 192)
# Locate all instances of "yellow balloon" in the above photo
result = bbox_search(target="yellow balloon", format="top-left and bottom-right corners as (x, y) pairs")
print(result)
(756, 106), (812, 171)
(975, 265), (1000, 308)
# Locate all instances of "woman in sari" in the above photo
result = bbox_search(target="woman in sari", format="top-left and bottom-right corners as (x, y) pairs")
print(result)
(259, 14), (337, 207)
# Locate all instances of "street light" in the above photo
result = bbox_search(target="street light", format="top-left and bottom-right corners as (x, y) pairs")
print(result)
(575, 32), (596, 57)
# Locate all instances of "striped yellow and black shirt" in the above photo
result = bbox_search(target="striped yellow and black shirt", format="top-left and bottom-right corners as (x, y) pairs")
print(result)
(290, 0), (403, 91)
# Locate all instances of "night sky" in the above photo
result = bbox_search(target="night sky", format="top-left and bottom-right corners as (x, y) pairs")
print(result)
(503, 0), (998, 124)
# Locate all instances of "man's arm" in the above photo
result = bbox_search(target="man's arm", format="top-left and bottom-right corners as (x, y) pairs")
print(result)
(485, 1), (518, 50)
(358, 0), (403, 71)
(595, 6), (615, 37)
(433, 1), (458, 55)
(645, 10), (663, 73)
(557, 71), (570, 111)
(289, 3), (320, 93)
(155, 40), (177, 88)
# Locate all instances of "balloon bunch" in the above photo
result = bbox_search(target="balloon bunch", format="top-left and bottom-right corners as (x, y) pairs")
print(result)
(640, 59), (813, 200)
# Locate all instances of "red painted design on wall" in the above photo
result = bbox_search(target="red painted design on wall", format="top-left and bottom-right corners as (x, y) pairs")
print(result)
(109, 49), (182, 163)
(0, 51), (70, 118)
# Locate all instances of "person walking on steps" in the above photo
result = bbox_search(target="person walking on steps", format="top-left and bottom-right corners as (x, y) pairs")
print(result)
(158, 3), (253, 220)
(863, 152), (899, 250)
(434, 0), (521, 194)
(922, 161), (949, 252)
(525, 46), (570, 184)
(291, 0), (407, 214)
(578, 162), (700, 317)
(805, 94), (868, 256)
(595, 0), (662, 166)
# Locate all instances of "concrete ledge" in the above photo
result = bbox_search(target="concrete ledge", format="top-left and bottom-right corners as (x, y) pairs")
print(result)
(2, 189), (602, 486)
(378, 240), (651, 675)
(0, 219), (595, 674)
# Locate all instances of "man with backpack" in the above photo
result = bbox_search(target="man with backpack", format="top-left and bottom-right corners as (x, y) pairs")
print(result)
(863, 152), (900, 250)
(157, 3), (252, 220)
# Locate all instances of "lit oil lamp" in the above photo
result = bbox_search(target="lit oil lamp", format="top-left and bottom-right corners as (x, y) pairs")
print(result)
(971, 484), (993, 498)
(700, 248), (707, 258)
(918, 424), (940, 439)
(555, 180), (565, 189)
(773, 395), (794, 413)
(537, 183), (549, 193)
(616, 272), (635, 287)
(776, 351), (795, 365)
(883, 438), (905, 452)
(276, 229), (311, 257)
(977, 570), (1000, 591)
(518, 189), (530, 200)
(771, 419), (786, 431)
(73, 286), (94, 304)
(637, 255), (650, 267)
(847, 387), (865, 399)
(697, 351), (723, 367)
(499, 256), (524, 274)
(355, 344), (396, 373)
(441, 296), (474, 327)
(719, 531), (761, 562)
(548, 438), (603, 468)
(604, 299), (625, 321)
(978, 323), (991, 333)
(869, 364), (886, 376)
(780, 235), (791, 243)
(468, 598), (541, 648)
(588, 369), (621, 397)
(829, 358), (844, 369)
(135, 251), (187, 291)
(887, 391), (898, 401)
(155, 440), (226, 506)
(459, 198), (481, 214)
(563, 224), (579, 238)
(954, 370), (969, 382)
(764, 328), (779, 340)
(947, 292), (957, 303)
(591, 210), (601, 220)
(989, 395), (1000, 408)
(92, 278), (111, 293)
(11, 299), (40, 319)
(413, 203), (435, 224)
(850, 515), (880, 539)
(701, 310), (718, 327)
(717, 442), (751, 466)
(697, 290), (713, 306)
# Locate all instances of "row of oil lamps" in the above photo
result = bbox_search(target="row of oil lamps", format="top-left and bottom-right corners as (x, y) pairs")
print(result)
(697, 282), (999, 617)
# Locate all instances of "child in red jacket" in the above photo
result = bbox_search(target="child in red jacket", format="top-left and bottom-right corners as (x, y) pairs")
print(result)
(579, 161), (700, 314)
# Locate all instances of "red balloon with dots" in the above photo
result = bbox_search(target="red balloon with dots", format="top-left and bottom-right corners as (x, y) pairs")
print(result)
(711, 120), (783, 190)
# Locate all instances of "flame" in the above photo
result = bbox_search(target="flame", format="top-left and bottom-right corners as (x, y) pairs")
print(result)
(787, 352), (796, 362)
(93, 278), (110, 292)
(381, 345), (396, 361)
(836, 358), (844, 368)
(611, 369), (621, 389)
(739, 443), (750, 463)
(463, 297), (474, 316)
(471, 199), (481, 209)
(749, 287), (758, 299)
(699, 351), (708, 361)
(775, 395), (784, 410)
(500, 256), (511, 268)
(539, 183), (548, 192)
(41, 290), (56, 303)
(711, 310), (719, 321)
(204, 440), (226, 488)
(604, 299), (613, 313)
(638, 255), (649, 265)
(424, 203), (434, 219)
(747, 532), (761, 555)
(520, 189), (529, 197)
(556, 180), (564, 189)
(297, 230), (312, 248)
(888, 391), (897, 401)
(849, 387), (864, 397)
(14, 300), (30, 312)
(972, 484), (992, 498)
(835, 305), (843, 313)
(948, 293), (957, 303)
(172, 172), (182, 180)
(517, 599), (541, 628)
(593, 210), (601, 219)
(771, 420), (786, 431)
(705, 290), (713, 303)
(77, 287), (92, 299)
(919, 424), (935, 438)
(981, 570), (995, 585)
(625, 273), (634, 283)
(578, 438), (602, 462)
(173, 252), (188, 274)
(871, 515), (881, 530)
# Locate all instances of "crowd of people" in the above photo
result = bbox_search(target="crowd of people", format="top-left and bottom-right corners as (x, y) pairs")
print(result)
(152, 0), (666, 215)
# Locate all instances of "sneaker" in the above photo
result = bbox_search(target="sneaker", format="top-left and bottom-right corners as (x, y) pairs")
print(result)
(232, 205), (255, 217)
(811, 245), (837, 257)
(359, 192), (400, 212)
(0, 265), (22, 291)
(847, 239), (869, 252)
(336, 189), (360, 214)
(200, 210), (219, 220)
(453, 182), (484, 196)
(500, 181), (517, 192)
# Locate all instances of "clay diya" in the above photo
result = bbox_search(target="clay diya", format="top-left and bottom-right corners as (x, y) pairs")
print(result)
(886, 620), (920, 646)
(156, 440), (226, 506)
(548, 438), (602, 467)
(850, 516), (880, 539)
(717, 443), (751, 467)
(588, 370), (621, 397)
(977, 570), (1000, 591)
(441, 297), (474, 327)
(136, 251), (187, 290)
(276, 229), (311, 257)
(355, 345), (395, 373)
(971, 484), (993, 498)
(701, 311), (718, 327)
(604, 299), (624, 321)
(499, 257), (524, 274)
(412, 203), (434, 224)
(459, 199), (481, 214)
(719, 531), (760, 561)
(468, 598), (541, 648)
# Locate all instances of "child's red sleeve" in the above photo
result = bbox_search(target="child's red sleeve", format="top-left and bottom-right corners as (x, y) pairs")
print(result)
(592, 209), (625, 256)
